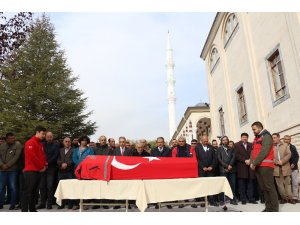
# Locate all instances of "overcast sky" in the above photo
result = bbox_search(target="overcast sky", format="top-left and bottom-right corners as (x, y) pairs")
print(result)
(44, 12), (215, 142)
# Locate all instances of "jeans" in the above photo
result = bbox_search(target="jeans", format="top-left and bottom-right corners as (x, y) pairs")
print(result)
(0, 171), (18, 206)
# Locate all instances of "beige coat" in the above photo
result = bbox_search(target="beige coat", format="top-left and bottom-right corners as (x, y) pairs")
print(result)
(273, 142), (291, 177)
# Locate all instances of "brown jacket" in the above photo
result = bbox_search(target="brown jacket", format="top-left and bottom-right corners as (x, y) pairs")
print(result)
(273, 142), (291, 177)
(0, 141), (23, 171)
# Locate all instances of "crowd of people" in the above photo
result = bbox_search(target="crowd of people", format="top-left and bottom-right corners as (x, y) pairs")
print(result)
(0, 121), (299, 212)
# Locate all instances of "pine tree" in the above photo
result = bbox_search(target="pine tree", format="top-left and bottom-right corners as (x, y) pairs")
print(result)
(0, 15), (96, 142)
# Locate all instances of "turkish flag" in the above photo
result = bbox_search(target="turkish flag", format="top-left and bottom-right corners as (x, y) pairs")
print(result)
(75, 155), (198, 181)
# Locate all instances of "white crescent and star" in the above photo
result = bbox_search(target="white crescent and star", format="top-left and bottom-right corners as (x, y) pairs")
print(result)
(111, 156), (160, 170)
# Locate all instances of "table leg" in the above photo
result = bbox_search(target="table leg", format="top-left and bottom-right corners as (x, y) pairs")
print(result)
(158, 202), (161, 212)
(79, 199), (83, 212)
(126, 200), (128, 212)
(205, 196), (208, 212)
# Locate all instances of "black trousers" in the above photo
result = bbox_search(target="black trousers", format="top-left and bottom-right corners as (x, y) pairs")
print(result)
(39, 167), (57, 206)
(238, 178), (255, 202)
(255, 167), (279, 212)
(21, 171), (41, 212)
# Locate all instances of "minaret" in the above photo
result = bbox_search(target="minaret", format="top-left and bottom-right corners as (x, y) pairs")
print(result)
(166, 31), (176, 140)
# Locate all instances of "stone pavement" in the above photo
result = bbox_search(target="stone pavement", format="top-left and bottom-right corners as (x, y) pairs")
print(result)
(1, 201), (300, 212)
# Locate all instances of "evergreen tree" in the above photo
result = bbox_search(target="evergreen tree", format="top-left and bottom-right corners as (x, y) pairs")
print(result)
(0, 15), (96, 143)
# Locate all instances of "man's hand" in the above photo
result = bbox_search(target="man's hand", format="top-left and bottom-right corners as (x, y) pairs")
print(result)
(277, 160), (283, 166)
(227, 165), (232, 171)
(203, 167), (208, 172)
(40, 166), (46, 173)
(207, 167), (213, 171)
(245, 159), (250, 165)
(1, 164), (9, 170)
(291, 164), (295, 169)
(250, 163), (256, 171)
(61, 163), (68, 170)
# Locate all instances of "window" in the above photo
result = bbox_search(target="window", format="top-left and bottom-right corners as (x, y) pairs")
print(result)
(236, 86), (248, 124)
(223, 13), (239, 48)
(219, 107), (225, 136)
(210, 47), (220, 72)
(268, 49), (287, 99)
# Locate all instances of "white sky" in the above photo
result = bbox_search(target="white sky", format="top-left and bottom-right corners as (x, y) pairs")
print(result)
(45, 12), (215, 142)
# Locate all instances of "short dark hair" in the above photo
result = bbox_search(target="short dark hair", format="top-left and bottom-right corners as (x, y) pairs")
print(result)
(35, 126), (47, 133)
(191, 139), (198, 143)
(251, 121), (263, 129)
(78, 135), (90, 144)
(157, 137), (164, 142)
(241, 133), (249, 138)
(212, 139), (217, 143)
(272, 133), (280, 138)
(5, 132), (14, 138)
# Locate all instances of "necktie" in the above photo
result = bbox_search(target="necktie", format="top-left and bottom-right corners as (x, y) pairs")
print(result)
(121, 148), (124, 156)
(244, 143), (247, 150)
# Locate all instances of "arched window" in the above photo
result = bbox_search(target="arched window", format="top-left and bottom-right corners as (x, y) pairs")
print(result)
(210, 47), (220, 72)
(223, 13), (239, 48)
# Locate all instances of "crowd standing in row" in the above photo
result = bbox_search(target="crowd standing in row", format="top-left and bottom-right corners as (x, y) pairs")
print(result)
(0, 121), (299, 212)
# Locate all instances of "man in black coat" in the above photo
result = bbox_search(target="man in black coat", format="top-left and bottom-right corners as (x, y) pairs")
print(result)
(37, 131), (59, 210)
(133, 143), (150, 157)
(235, 133), (257, 205)
(151, 137), (172, 157)
(94, 135), (114, 156)
(57, 137), (74, 209)
(284, 135), (299, 203)
(194, 135), (217, 207)
(218, 136), (238, 205)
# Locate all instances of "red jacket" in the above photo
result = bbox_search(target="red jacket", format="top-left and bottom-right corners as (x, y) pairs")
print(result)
(24, 136), (48, 172)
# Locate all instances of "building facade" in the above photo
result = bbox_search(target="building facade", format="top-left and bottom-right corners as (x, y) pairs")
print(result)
(200, 12), (300, 149)
(171, 103), (211, 144)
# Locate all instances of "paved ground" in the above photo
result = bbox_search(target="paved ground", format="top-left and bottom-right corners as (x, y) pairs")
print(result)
(1, 201), (300, 212)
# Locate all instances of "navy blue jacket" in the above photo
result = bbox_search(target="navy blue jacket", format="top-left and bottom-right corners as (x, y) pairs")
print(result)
(289, 144), (299, 170)
(43, 141), (60, 167)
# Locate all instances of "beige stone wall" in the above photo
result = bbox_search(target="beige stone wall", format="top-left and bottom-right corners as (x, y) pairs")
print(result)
(203, 13), (300, 146)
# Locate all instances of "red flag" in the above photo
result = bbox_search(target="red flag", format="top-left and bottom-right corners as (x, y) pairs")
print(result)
(75, 155), (198, 181)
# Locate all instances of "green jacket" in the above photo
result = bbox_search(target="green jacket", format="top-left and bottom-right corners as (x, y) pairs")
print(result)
(0, 141), (23, 171)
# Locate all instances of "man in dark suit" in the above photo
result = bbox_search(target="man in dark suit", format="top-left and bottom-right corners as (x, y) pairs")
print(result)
(94, 135), (114, 156)
(113, 136), (133, 209)
(151, 137), (172, 157)
(150, 137), (172, 209)
(57, 137), (74, 209)
(235, 133), (257, 205)
(194, 135), (217, 207)
(114, 136), (133, 157)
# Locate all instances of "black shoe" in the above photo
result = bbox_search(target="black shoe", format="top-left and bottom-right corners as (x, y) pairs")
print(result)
(262, 209), (267, 212)
(113, 206), (121, 210)
(68, 205), (73, 210)
(191, 204), (197, 208)
(9, 205), (15, 210)
(103, 205), (109, 209)
(167, 205), (173, 209)
(249, 200), (258, 204)
(58, 205), (65, 209)
(30, 209), (38, 212)
(230, 200), (238, 205)
(92, 205), (100, 209)
(219, 201), (224, 206)
(241, 200), (247, 205)
(178, 204), (184, 208)
(0, 205), (3, 209)
(128, 205), (132, 210)
(37, 204), (46, 209)
(155, 204), (159, 209)
(200, 203), (205, 207)
(47, 205), (52, 210)
(14, 204), (21, 210)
